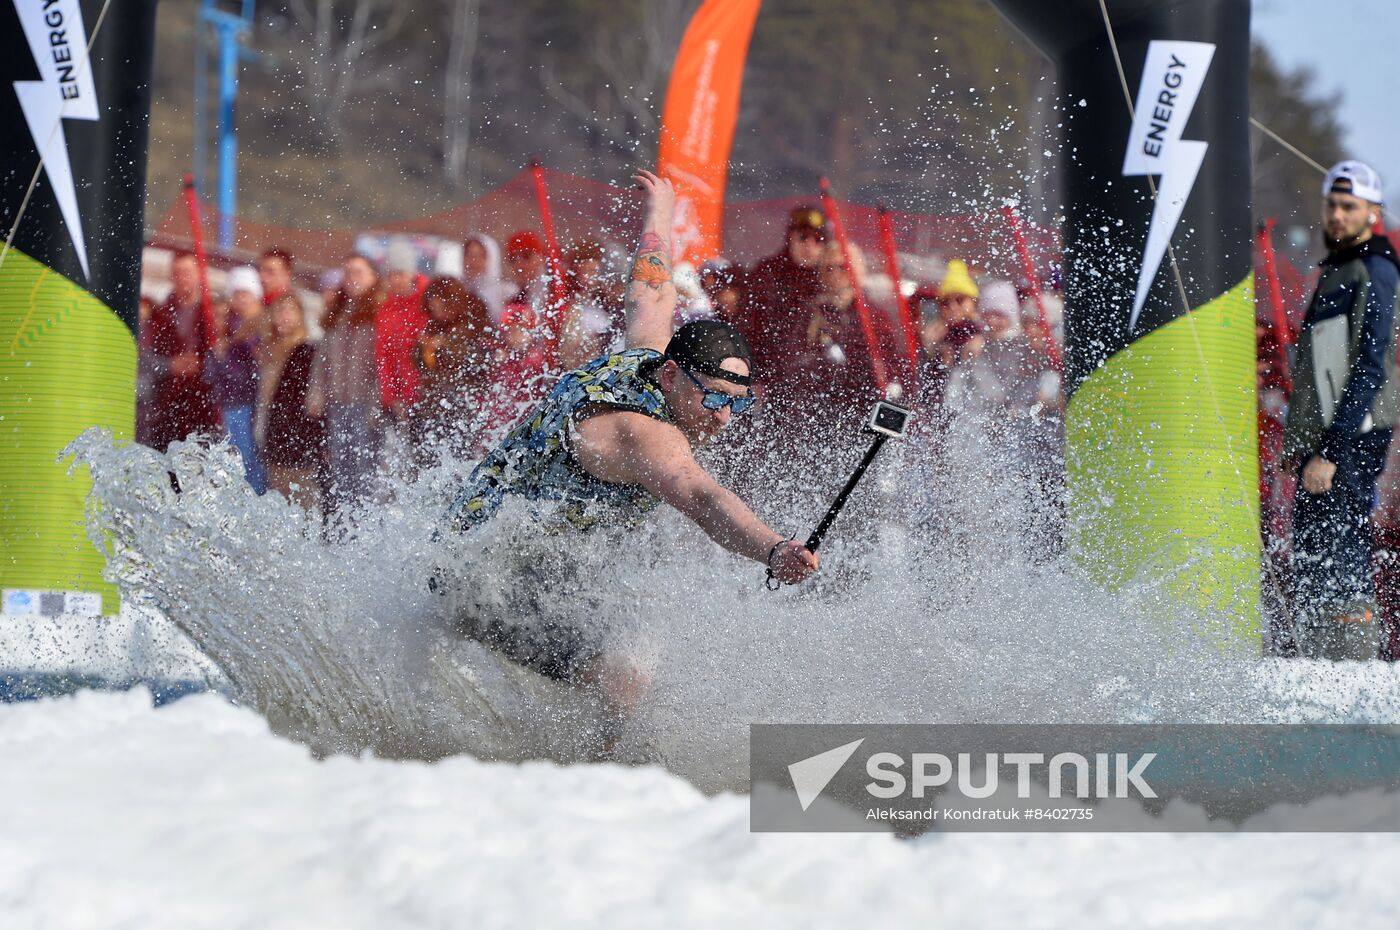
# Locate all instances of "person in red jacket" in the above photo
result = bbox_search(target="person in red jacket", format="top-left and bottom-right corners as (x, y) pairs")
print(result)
(374, 242), (430, 425)
(743, 205), (829, 383)
(143, 250), (220, 451)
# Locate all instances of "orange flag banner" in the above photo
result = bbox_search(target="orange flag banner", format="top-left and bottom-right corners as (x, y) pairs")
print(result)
(656, 0), (763, 268)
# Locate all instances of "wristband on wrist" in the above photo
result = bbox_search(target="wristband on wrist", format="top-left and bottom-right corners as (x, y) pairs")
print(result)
(764, 536), (791, 591)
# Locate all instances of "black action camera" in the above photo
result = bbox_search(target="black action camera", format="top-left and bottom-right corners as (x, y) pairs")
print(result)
(866, 400), (911, 438)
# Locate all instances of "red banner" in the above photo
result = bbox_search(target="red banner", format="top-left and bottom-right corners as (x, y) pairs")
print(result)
(656, 0), (763, 267)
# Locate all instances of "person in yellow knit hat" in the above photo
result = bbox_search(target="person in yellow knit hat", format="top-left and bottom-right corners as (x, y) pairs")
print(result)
(940, 258), (980, 301)
(920, 259), (985, 370)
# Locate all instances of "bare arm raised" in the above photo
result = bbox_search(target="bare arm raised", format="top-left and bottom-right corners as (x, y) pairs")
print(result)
(570, 168), (817, 585)
(624, 170), (679, 353)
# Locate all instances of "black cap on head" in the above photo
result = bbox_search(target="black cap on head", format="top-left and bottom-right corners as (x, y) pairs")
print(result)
(665, 320), (754, 387)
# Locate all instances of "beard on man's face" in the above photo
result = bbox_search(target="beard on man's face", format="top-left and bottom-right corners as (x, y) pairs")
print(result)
(1324, 224), (1369, 250)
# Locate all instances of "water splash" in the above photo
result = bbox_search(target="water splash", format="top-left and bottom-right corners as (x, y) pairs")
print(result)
(66, 409), (1400, 793)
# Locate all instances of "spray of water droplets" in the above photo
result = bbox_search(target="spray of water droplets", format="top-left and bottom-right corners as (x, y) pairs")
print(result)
(65, 401), (1400, 792)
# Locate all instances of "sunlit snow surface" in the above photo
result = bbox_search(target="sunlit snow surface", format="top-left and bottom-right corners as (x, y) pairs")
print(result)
(5, 689), (1400, 929)
(6, 424), (1400, 925)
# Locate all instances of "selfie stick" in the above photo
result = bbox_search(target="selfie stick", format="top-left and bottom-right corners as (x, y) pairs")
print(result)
(805, 433), (888, 553)
(805, 400), (911, 553)
(768, 402), (909, 589)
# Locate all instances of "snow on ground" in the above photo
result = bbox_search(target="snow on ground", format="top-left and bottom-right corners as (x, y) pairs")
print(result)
(7, 435), (1400, 927)
(3, 686), (1400, 930)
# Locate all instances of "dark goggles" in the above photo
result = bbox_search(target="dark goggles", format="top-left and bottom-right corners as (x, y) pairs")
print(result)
(680, 366), (756, 414)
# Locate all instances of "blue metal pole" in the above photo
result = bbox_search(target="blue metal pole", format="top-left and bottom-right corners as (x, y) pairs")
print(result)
(193, 2), (208, 196)
(216, 20), (239, 250)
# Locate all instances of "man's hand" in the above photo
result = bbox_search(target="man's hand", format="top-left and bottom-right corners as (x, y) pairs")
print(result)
(629, 170), (675, 293)
(633, 169), (675, 219)
(1302, 455), (1337, 495)
(769, 540), (820, 585)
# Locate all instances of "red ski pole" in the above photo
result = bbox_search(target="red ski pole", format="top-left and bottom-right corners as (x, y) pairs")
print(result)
(182, 173), (216, 353)
(1001, 205), (1062, 373)
(1257, 220), (1292, 344)
(877, 203), (921, 394)
(1256, 218), (1293, 396)
(820, 178), (890, 396)
(529, 158), (570, 368)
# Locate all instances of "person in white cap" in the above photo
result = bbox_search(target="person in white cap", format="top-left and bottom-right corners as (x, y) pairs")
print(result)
(1283, 160), (1400, 659)
(207, 266), (268, 493)
(975, 278), (1027, 412)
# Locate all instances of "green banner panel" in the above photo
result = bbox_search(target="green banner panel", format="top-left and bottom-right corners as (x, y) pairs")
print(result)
(1066, 275), (1260, 648)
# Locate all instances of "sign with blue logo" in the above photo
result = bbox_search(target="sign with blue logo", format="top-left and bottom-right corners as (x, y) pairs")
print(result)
(3, 588), (38, 615)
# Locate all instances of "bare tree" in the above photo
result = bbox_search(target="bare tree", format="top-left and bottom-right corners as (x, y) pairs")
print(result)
(442, 0), (482, 188)
(1249, 43), (1344, 230)
(539, 0), (699, 159)
(273, 0), (411, 148)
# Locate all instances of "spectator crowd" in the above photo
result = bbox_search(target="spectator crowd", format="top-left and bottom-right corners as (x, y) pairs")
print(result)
(137, 204), (1067, 533)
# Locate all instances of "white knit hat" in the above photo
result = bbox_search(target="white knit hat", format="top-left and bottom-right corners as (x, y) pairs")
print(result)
(227, 266), (262, 299)
(385, 241), (419, 275)
(980, 279), (1020, 317)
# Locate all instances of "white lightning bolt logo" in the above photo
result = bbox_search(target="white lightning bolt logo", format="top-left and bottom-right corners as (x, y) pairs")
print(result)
(13, 0), (98, 279)
(1122, 40), (1215, 333)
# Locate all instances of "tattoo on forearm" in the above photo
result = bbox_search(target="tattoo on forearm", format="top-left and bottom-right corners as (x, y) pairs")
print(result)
(630, 232), (671, 290)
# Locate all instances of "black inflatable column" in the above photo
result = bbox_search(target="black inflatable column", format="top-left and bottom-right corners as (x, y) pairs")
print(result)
(0, 1), (160, 617)
(993, 0), (1257, 646)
